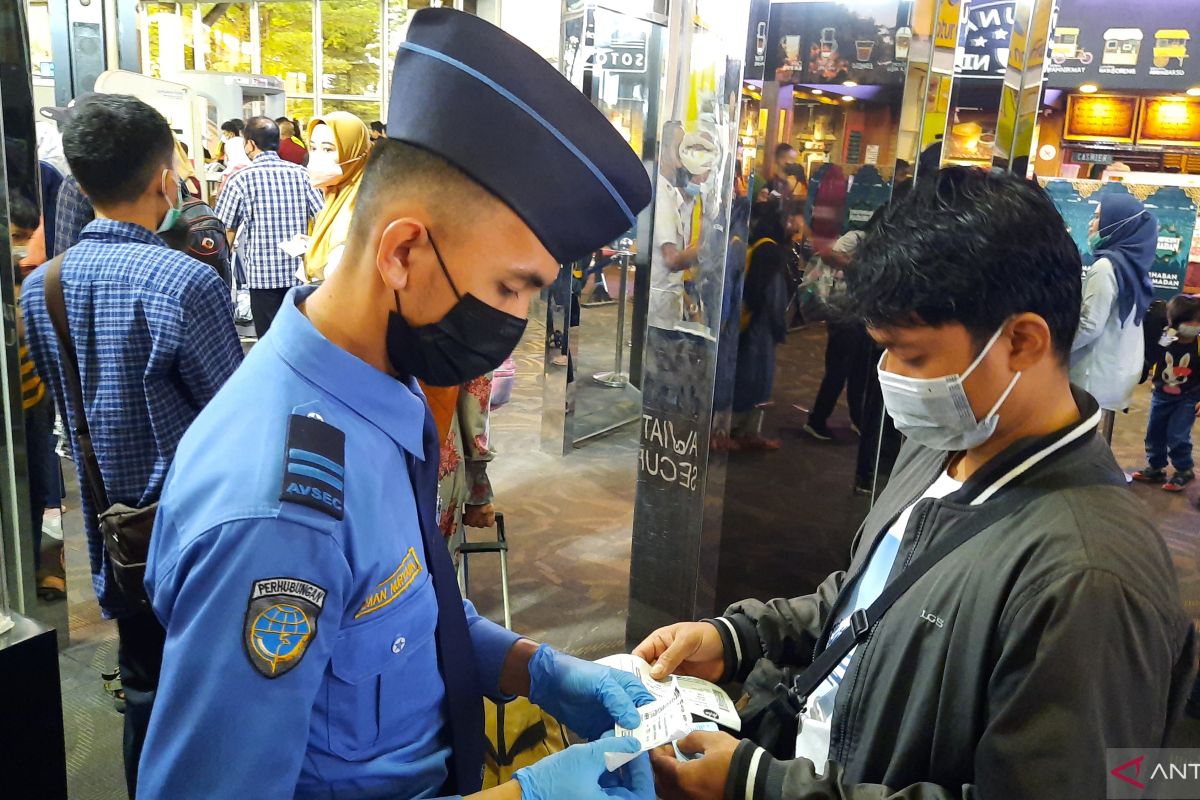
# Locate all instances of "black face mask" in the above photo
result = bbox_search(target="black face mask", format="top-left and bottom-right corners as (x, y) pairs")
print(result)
(783, 163), (805, 178)
(385, 232), (527, 387)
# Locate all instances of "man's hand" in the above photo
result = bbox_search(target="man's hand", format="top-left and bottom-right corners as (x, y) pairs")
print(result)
(1194, 401), (1200, 418)
(513, 737), (654, 800)
(633, 622), (726, 682)
(527, 644), (655, 740)
(463, 503), (496, 528)
(650, 731), (738, 800)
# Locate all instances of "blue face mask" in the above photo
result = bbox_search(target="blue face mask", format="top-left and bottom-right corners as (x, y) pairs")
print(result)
(683, 182), (702, 199)
(877, 325), (1021, 452)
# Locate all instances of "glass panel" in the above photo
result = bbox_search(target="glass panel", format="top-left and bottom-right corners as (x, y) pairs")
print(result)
(627, 0), (751, 641)
(696, 0), (919, 614)
(200, 2), (253, 73)
(287, 96), (316, 128)
(25, 1), (52, 78)
(260, 1), (315, 96)
(145, 2), (182, 79)
(182, 4), (195, 72)
(321, 0), (383, 97)
(567, 7), (659, 446)
(320, 97), (381, 121)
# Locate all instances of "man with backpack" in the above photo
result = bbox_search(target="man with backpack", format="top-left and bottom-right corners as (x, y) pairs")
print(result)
(20, 93), (243, 798)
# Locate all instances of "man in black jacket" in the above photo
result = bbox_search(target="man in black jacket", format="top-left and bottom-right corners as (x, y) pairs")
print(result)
(636, 167), (1195, 799)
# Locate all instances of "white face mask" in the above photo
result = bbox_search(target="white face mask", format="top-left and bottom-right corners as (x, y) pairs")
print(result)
(877, 325), (1021, 452)
(308, 151), (342, 188)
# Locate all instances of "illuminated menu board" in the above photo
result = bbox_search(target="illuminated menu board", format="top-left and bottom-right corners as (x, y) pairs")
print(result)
(1139, 98), (1200, 146)
(1045, 0), (1200, 91)
(1064, 94), (1139, 142)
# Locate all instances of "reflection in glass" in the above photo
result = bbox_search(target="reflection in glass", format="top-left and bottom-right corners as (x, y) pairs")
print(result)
(710, 0), (919, 613)
(320, 98), (382, 121)
(260, 1), (315, 101)
(200, 2), (253, 73)
(321, 0), (383, 97)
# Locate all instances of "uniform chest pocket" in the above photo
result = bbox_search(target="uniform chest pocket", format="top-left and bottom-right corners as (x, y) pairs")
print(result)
(326, 574), (441, 761)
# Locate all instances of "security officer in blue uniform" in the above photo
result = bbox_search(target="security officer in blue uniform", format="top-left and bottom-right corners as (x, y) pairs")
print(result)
(138, 9), (658, 799)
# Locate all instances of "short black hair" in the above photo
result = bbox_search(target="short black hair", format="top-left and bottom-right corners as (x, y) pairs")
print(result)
(350, 138), (487, 243)
(845, 166), (1082, 363)
(244, 116), (280, 152)
(775, 142), (797, 159)
(1167, 294), (1200, 327)
(62, 94), (175, 207)
(370, 121), (385, 134)
(9, 192), (40, 234)
(221, 118), (244, 136)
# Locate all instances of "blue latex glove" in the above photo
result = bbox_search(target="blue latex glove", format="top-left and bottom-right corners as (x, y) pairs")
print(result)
(527, 644), (656, 740)
(514, 737), (653, 800)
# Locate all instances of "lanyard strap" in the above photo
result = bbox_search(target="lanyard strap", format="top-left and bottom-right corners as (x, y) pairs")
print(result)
(775, 485), (1051, 716)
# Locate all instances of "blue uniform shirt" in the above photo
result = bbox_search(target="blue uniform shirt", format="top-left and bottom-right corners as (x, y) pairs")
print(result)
(140, 286), (520, 799)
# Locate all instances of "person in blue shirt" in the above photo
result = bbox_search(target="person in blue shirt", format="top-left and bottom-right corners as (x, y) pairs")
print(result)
(21, 93), (244, 799)
(139, 9), (657, 799)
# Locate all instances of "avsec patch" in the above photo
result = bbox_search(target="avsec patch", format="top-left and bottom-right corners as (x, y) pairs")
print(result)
(279, 414), (345, 519)
(243, 577), (327, 678)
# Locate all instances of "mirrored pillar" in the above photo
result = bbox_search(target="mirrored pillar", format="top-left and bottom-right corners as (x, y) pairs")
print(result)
(626, 0), (752, 645)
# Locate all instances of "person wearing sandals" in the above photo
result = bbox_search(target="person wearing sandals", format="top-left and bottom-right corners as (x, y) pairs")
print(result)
(1132, 294), (1200, 492)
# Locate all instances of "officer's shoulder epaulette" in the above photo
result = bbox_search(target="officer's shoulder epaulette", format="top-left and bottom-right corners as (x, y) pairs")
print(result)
(279, 412), (345, 520)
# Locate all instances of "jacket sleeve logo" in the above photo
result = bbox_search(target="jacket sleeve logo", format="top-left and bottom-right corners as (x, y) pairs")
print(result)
(355, 547), (424, 619)
(243, 577), (327, 678)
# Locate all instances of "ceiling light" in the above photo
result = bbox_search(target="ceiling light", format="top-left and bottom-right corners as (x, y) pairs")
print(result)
(1079, 83), (1099, 94)
(843, 80), (858, 87)
(811, 88), (824, 95)
(842, 95), (855, 102)
(1188, 87), (1200, 97)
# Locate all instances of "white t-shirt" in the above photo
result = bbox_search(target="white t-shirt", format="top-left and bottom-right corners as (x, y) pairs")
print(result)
(648, 173), (692, 330)
(795, 471), (963, 773)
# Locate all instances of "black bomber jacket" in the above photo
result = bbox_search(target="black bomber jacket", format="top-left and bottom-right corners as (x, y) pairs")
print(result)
(711, 388), (1195, 799)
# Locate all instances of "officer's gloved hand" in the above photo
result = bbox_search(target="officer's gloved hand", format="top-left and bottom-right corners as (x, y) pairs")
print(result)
(514, 737), (653, 800)
(527, 644), (655, 739)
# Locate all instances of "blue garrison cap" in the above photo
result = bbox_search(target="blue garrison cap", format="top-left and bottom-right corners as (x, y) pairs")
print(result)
(387, 8), (652, 263)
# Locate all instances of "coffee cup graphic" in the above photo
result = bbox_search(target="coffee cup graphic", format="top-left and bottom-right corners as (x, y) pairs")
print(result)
(821, 27), (838, 56)
(856, 40), (876, 61)
(896, 27), (912, 59)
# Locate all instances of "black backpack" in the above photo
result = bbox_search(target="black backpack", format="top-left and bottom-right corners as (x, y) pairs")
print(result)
(160, 198), (232, 289)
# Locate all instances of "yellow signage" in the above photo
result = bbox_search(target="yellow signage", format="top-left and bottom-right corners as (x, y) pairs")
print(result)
(1139, 98), (1200, 147)
(1064, 94), (1139, 143)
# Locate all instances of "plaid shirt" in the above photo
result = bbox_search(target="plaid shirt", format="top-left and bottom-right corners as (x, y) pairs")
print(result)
(21, 220), (243, 617)
(53, 175), (95, 256)
(215, 151), (323, 289)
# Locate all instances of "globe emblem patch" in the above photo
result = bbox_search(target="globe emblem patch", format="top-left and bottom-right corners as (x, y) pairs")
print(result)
(243, 577), (327, 678)
(250, 604), (312, 673)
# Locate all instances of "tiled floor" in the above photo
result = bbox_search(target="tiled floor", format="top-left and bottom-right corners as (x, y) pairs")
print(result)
(48, 310), (1200, 796)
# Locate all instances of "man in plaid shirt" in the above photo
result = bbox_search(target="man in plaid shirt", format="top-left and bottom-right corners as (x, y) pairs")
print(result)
(215, 116), (323, 337)
(20, 94), (243, 797)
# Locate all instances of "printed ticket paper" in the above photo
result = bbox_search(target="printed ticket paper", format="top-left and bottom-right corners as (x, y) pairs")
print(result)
(596, 654), (740, 770)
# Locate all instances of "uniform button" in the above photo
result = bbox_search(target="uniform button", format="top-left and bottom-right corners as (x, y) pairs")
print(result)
(391, 636), (406, 654)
